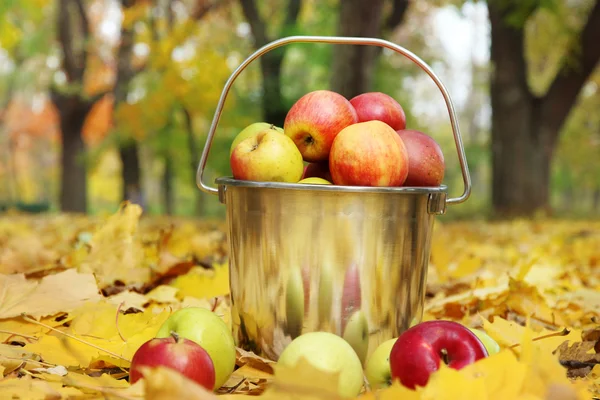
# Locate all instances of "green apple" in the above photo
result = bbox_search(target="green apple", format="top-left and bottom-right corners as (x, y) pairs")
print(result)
(364, 338), (397, 390)
(342, 310), (369, 364)
(468, 327), (501, 355)
(298, 177), (332, 184)
(230, 129), (304, 183)
(277, 331), (364, 398)
(285, 268), (305, 339)
(155, 307), (236, 390)
(230, 122), (283, 156)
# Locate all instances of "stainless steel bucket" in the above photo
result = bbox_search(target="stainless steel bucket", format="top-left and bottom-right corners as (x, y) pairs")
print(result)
(196, 36), (472, 364)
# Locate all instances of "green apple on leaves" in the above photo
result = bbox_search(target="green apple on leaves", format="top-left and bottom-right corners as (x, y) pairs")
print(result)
(277, 331), (364, 398)
(155, 307), (236, 390)
(364, 338), (397, 390)
(468, 327), (501, 355)
(342, 310), (369, 365)
(229, 122), (283, 156)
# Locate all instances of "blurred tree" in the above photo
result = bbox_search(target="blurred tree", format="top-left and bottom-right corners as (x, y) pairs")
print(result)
(330, 0), (409, 99)
(488, 0), (600, 217)
(51, 0), (109, 213)
(239, 0), (302, 127)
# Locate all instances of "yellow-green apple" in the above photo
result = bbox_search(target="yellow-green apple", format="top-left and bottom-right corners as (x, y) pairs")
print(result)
(230, 129), (304, 183)
(364, 338), (397, 390)
(396, 129), (445, 187)
(298, 177), (332, 184)
(342, 310), (369, 365)
(329, 120), (409, 187)
(468, 327), (500, 355)
(302, 161), (333, 182)
(277, 331), (364, 398)
(349, 92), (406, 130)
(229, 122), (283, 156)
(284, 90), (358, 162)
(129, 333), (215, 390)
(389, 320), (488, 390)
(155, 307), (236, 390)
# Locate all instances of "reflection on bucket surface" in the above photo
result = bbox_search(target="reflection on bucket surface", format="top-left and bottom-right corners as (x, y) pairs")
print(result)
(219, 178), (445, 363)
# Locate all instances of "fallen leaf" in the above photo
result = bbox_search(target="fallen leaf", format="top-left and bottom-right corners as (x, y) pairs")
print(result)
(0, 269), (101, 319)
(141, 365), (220, 400)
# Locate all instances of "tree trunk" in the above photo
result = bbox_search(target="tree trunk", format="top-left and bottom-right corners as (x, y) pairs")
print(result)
(120, 143), (143, 207)
(330, 0), (385, 98)
(488, 0), (600, 217)
(182, 106), (204, 216)
(163, 155), (174, 215)
(57, 98), (92, 213)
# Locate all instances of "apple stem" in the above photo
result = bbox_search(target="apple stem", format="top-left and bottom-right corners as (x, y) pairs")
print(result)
(170, 331), (181, 343)
(509, 328), (571, 349)
(440, 348), (450, 365)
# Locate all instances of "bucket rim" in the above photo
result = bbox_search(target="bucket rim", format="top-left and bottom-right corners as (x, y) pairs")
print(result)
(215, 176), (448, 194)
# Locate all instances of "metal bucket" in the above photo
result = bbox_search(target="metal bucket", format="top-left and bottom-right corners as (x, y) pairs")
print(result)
(196, 36), (472, 364)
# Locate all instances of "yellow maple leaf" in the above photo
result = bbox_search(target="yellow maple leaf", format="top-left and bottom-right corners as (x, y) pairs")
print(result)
(141, 365), (220, 400)
(170, 263), (230, 300)
(0, 269), (101, 319)
(419, 363), (488, 400)
(0, 374), (84, 399)
(377, 381), (422, 400)
(460, 350), (527, 399)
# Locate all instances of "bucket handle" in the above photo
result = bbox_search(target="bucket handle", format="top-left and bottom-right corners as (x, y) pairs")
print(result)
(196, 35), (471, 206)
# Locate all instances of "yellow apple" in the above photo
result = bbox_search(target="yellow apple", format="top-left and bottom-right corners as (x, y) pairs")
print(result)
(468, 327), (501, 355)
(364, 338), (397, 390)
(342, 310), (369, 364)
(155, 307), (236, 390)
(298, 177), (332, 184)
(277, 331), (364, 398)
(230, 122), (283, 156)
(230, 129), (304, 183)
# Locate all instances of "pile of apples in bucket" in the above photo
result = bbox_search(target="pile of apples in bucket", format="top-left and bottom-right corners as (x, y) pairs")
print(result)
(127, 90), (501, 397)
(229, 90), (446, 187)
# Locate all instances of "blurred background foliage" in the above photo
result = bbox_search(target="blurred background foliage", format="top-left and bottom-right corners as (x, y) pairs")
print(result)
(0, 0), (598, 220)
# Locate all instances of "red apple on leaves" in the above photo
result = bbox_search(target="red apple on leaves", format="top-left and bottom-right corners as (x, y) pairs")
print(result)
(396, 129), (445, 187)
(329, 120), (409, 187)
(349, 92), (406, 130)
(129, 333), (216, 390)
(284, 90), (359, 162)
(389, 320), (488, 390)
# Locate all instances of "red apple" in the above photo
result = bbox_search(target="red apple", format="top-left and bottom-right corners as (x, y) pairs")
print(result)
(329, 120), (409, 187)
(129, 333), (216, 390)
(302, 161), (333, 182)
(284, 90), (359, 162)
(396, 129), (445, 187)
(349, 92), (406, 130)
(389, 320), (488, 390)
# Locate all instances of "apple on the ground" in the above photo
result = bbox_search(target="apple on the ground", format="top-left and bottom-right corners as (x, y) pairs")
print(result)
(277, 331), (364, 398)
(230, 129), (304, 183)
(349, 92), (406, 131)
(130, 333), (215, 390)
(229, 122), (283, 156)
(396, 129), (445, 187)
(389, 320), (488, 390)
(329, 120), (409, 187)
(155, 307), (237, 390)
(468, 327), (501, 355)
(302, 161), (333, 182)
(364, 338), (397, 390)
(342, 309), (369, 365)
(284, 90), (358, 162)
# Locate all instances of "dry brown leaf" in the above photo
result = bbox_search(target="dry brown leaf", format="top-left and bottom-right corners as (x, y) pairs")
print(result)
(0, 269), (101, 319)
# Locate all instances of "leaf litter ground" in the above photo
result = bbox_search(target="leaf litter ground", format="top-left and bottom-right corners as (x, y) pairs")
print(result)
(0, 203), (599, 399)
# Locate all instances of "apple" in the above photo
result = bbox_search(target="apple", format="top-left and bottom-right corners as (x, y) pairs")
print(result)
(230, 129), (304, 183)
(277, 331), (364, 398)
(389, 320), (488, 390)
(230, 122), (283, 156)
(349, 92), (406, 130)
(155, 307), (236, 390)
(317, 259), (335, 326)
(396, 129), (445, 186)
(329, 120), (409, 187)
(298, 177), (332, 184)
(285, 268), (306, 339)
(302, 161), (333, 182)
(284, 90), (359, 162)
(468, 327), (501, 355)
(342, 310), (369, 365)
(364, 338), (397, 390)
(129, 333), (215, 390)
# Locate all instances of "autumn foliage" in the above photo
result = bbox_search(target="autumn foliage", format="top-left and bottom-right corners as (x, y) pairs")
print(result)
(0, 203), (598, 399)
